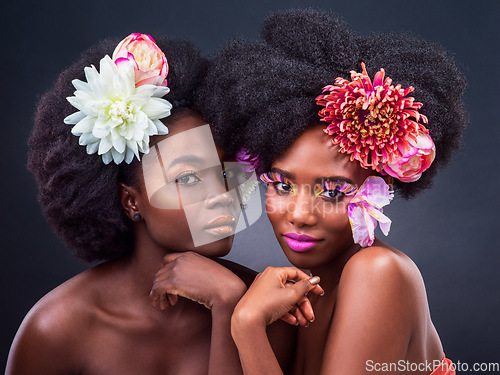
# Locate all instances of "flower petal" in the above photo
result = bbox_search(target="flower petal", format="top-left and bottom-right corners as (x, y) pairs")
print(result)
(111, 147), (125, 164)
(141, 97), (172, 120)
(347, 176), (393, 247)
(98, 136), (113, 155)
(153, 119), (169, 135)
(71, 116), (95, 135)
(64, 111), (86, 125)
(101, 151), (113, 165)
(86, 141), (99, 154)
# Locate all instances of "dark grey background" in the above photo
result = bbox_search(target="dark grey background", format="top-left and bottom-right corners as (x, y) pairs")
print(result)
(2, 0), (499, 373)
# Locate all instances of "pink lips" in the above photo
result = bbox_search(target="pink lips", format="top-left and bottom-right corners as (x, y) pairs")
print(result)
(283, 233), (321, 252)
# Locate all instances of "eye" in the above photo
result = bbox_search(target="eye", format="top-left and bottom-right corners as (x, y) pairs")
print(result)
(222, 168), (238, 181)
(316, 180), (357, 200)
(260, 171), (296, 195)
(274, 182), (294, 194)
(222, 167), (248, 189)
(318, 189), (344, 199)
(175, 171), (201, 186)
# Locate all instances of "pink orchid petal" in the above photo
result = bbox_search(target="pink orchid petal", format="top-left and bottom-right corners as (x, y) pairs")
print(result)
(347, 176), (393, 247)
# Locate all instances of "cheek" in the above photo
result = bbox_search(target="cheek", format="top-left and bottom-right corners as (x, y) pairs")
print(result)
(316, 198), (354, 247)
(319, 204), (351, 232)
(146, 209), (194, 249)
(313, 198), (350, 227)
(265, 187), (288, 226)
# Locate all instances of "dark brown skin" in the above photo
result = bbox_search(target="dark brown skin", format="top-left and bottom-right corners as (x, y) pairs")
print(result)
(6, 114), (295, 375)
(231, 124), (443, 375)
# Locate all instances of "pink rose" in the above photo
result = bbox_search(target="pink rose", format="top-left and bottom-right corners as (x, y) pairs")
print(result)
(112, 33), (168, 87)
(383, 132), (436, 183)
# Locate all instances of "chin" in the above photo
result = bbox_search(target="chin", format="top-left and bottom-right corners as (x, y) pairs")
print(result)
(193, 235), (234, 258)
(283, 250), (323, 270)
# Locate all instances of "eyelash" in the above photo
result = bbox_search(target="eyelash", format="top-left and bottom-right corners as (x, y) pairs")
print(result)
(174, 167), (245, 188)
(260, 172), (357, 199)
(315, 181), (357, 200)
(174, 170), (201, 186)
(260, 172), (296, 195)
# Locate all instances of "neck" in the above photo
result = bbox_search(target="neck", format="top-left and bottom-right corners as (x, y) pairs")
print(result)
(120, 222), (171, 298)
(308, 242), (362, 291)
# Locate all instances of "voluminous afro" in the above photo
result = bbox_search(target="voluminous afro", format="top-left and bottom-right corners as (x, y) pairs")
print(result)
(29, 36), (208, 262)
(198, 9), (467, 199)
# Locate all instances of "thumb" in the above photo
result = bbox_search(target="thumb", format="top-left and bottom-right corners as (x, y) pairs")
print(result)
(291, 276), (321, 298)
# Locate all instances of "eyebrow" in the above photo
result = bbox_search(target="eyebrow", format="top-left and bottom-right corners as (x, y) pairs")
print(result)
(270, 168), (295, 180)
(269, 168), (354, 185)
(167, 154), (205, 170)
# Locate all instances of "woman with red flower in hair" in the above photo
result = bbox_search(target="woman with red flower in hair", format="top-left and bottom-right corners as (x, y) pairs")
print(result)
(198, 9), (466, 375)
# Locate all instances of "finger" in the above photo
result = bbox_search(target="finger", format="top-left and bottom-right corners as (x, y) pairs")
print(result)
(162, 252), (187, 265)
(309, 284), (325, 297)
(280, 313), (299, 326)
(290, 304), (309, 326)
(149, 290), (160, 308)
(274, 267), (315, 285)
(159, 293), (169, 310)
(167, 293), (178, 306)
(296, 296), (315, 322)
(284, 281), (295, 288)
(288, 276), (322, 301)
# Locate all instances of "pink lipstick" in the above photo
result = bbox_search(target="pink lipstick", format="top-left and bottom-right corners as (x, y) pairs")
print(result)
(283, 233), (321, 252)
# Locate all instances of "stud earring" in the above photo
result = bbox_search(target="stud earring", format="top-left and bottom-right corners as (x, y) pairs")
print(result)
(133, 213), (142, 221)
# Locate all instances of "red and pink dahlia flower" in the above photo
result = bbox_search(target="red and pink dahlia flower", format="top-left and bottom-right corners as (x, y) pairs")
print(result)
(316, 63), (429, 174)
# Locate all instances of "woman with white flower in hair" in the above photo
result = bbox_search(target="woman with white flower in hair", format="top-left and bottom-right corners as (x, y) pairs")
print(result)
(198, 9), (467, 375)
(6, 34), (294, 375)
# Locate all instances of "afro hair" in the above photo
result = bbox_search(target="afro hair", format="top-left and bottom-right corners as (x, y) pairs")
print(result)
(28, 36), (208, 262)
(198, 9), (467, 199)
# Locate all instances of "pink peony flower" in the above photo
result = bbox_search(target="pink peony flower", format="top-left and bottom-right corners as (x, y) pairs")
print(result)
(112, 33), (168, 87)
(316, 63), (428, 173)
(347, 176), (394, 247)
(382, 132), (435, 182)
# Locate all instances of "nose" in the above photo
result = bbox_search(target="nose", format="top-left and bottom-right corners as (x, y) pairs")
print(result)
(205, 190), (234, 208)
(285, 189), (318, 227)
(204, 171), (234, 208)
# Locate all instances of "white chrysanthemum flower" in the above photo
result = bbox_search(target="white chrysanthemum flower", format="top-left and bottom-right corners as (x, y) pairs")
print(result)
(64, 55), (172, 164)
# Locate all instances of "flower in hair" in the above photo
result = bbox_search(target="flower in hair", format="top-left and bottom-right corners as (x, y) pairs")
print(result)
(382, 132), (435, 182)
(64, 34), (172, 165)
(235, 148), (261, 173)
(113, 33), (168, 87)
(316, 63), (433, 181)
(347, 176), (393, 247)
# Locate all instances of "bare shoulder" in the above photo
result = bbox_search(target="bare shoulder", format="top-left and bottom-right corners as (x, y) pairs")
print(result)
(340, 243), (425, 297)
(319, 244), (431, 373)
(6, 269), (101, 374)
(334, 243), (430, 338)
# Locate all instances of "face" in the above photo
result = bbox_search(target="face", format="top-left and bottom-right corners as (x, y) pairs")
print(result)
(264, 124), (376, 270)
(134, 113), (243, 258)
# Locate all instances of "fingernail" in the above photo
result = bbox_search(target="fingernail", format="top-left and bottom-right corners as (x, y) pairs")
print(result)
(310, 316), (315, 323)
(320, 291), (325, 297)
(305, 322), (309, 328)
(294, 321), (300, 326)
(309, 276), (320, 285)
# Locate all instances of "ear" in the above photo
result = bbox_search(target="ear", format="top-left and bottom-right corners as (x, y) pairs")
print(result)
(119, 182), (142, 221)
